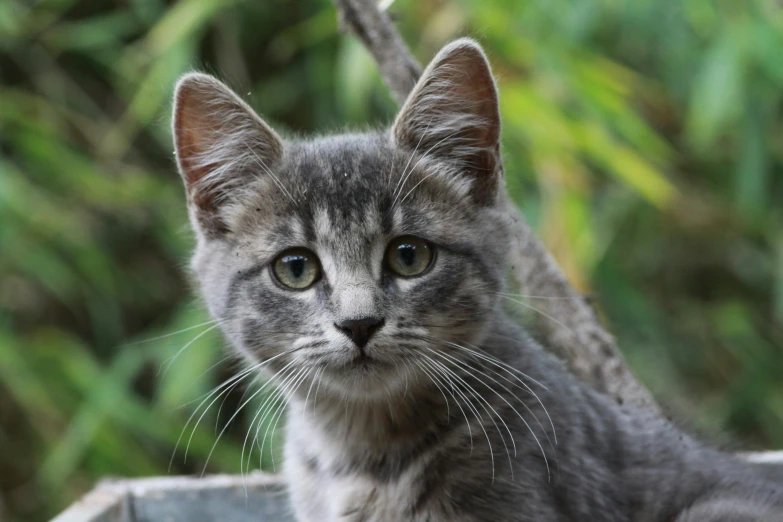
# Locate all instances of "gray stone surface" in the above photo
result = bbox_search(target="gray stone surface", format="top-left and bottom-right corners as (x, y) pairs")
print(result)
(53, 455), (783, 521)
(52, 474), (294, 522)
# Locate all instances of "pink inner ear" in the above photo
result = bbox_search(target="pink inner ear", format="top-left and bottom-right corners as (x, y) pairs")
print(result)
(393, 41), (501, 162)
(392, 41), (502, 204)
(173, 87), (221, 212)
(172, 74), (284, 216)
(433, 47), (500, 150)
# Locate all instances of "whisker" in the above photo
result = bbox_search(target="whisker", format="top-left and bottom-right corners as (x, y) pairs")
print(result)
(392, 128), (465, 206)
(216, 372), (261, 435)
(125, 319), (221, 346)
(245, 144), (297, 205)
(264, 368), (310, 472)
(426, 346), (552, 480)
(176, 345), (296, 410)
(415, 358), (475, 454)
(186, 373), (249, 465)
(200, 358), (299, 477)
(419, 355), (496, 482)
(312, 365), (325, 414)
(414, 359), (451, 418)
(438, 339), (549, 391)
(384, 381), (397, 423)
(496, 291), (591, 301)
(392, 118), (432, 195)
(423, 355), (515, 480)
(247, 381), (292, 481)
(435, 338), (557, 445)
(496, 294), (576, 338)
(159, 322), (224, 376)
(241, 365), (297, 473)
(244, 366), (302, 482)
(431, 359), (475, 452)
(175, 353), (238, 410)
(401, 360), (412, 400)
(170, 361), (262, 471)
(195, 361), (290, 471)
(302, 367), (321, 421)
(398, 169), (441, 206)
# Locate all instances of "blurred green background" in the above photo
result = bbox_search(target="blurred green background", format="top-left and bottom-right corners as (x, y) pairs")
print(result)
(1, 0), (782, 520)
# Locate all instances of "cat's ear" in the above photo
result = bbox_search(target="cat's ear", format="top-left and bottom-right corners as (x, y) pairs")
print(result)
(392, 38), (501, 203)
(172, 73), (283, 233)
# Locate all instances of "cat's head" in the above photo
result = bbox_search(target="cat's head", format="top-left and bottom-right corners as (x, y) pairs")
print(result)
(172, 39), (512, 399)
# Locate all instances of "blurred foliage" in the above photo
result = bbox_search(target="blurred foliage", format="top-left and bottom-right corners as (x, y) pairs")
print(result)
(1, 0), (782, 520)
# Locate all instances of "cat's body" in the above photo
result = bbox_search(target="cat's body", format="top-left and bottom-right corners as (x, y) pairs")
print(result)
(172, 39), (783, 521)
(285, 311), (782, 522)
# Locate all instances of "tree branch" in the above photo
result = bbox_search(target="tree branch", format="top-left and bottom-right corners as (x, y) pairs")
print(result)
(332, 0), (421, 105)
(330, 0), (658, 411)
(503, 202), (657, 409)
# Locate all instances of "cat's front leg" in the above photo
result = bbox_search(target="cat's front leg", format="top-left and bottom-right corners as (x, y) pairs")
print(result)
(675, 497), (782, 522)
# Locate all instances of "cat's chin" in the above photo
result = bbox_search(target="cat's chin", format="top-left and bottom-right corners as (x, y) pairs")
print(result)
(314, 357), (410, 399)
(322, 355), (393, 378)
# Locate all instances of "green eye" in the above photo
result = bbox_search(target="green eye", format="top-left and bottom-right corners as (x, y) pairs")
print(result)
(272, 248), (321, 290)
(385, 236), (434, 277)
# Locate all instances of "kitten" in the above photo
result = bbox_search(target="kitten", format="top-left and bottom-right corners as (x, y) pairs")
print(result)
(172, 39), (783, 521)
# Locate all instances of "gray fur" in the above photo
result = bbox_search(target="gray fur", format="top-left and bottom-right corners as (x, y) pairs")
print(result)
(172, 39), (783, 521)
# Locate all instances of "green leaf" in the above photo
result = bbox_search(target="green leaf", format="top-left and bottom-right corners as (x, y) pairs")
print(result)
(686, 31), (746, 151)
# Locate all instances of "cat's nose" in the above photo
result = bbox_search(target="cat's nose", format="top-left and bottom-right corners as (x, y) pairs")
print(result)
(335, 317), (385, 349)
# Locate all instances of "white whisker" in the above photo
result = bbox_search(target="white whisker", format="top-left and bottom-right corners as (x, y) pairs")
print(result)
(419, 355), (497, 482)
(438, 339), (557, 445)
(392, 119), (432, 194)
(126, 319), (221, 346)
(265, 368), (310, 472)
(159, 323), (223, 376)
(245, 144), (297, 205)
(427, 346), (552, 480)
(250, 366), (304, 477)
(392, 128), (465, 206)
(241, 364), (298, 489)
(170, 361), (262, 471)
(497, 294), (576, 338)
(201, 358), (298, 476)
(423, 355), (515, 479)
(497, 291), (589, 301)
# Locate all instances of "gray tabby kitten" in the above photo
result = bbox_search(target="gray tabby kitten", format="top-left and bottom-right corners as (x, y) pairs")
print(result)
(172, 39), (783, 521)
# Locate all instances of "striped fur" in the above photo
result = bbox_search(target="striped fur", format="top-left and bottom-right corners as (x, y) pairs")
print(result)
(172, 39), (783, 521)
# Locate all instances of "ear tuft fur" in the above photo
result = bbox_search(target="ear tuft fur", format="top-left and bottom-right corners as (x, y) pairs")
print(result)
(392, 38), (501, 204)
(172, 73), (284, 233)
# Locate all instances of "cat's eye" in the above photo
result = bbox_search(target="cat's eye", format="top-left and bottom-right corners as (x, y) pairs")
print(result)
(272, 248), (321, 290)
(385, 236), (434, 277)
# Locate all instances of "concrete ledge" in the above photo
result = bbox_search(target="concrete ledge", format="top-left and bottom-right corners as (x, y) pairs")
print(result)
(52, 473), (293, 522)
(745, 451), (783, 465)
(53, 453), (783, 521)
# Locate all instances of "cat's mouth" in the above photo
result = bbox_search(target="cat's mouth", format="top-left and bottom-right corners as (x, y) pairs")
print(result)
(310, 345), (411, 398)
(328, 347), (394, 375)
(349, 351), (381, 368)
(304, 338), (402, 382)
(348, 350), (387, 368)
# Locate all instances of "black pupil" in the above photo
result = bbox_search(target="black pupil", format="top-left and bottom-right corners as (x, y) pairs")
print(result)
(286, 256), (306, 279)
(398, 244), (416, 267)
